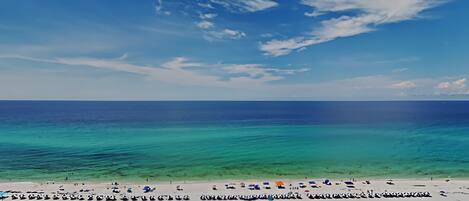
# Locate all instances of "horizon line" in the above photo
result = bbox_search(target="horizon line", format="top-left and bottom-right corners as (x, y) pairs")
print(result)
(1, 99), (469, 102)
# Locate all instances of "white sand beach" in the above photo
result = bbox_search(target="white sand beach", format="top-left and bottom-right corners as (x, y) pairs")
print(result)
(1, 179), (469, 201)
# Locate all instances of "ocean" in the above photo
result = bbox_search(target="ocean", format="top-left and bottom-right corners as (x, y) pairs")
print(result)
(0, 101), (468, 182)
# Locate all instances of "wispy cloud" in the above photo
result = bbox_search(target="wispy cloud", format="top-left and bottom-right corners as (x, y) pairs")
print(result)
(117, 53), (129, 60)
(196, 13), (217, 29)
(223, 64), (309, 82)
(436, 78), (469, 95)
(205, 28), (246, 40)
(304, 11), (323, 17)
(196, 21), (215, 29)
(0, 54), (306, 88)
(199, 13), (218, 19)
(437, 78), (466, 90)
(209, 0), (278, 13)
(260, 33), (274, 38)
(155, 0), (163, 12)
(260, 0), (444, 56)
(2, 53), (466, 99)
(392, 68), (409, 73)
(160, 57), (203, 70)
(160, 1), (249, 41)
(375, 56), (420, 64)
(198, 2), (215, 9)
(155, 0), (171, 15)
(389, 80), (417, 89)
(260, 37), (322, 57)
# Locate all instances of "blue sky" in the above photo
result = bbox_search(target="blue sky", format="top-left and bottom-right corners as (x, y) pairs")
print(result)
(0, 0), (468, 100)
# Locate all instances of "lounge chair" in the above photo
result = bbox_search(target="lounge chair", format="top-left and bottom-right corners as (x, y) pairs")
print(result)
(263, 182), (271, 189)
(308, 181), (318, 188)
(298, 182), (306, 188)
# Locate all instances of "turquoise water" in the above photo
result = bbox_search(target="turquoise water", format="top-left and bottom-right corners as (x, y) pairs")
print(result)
(0, 101), (469, 181)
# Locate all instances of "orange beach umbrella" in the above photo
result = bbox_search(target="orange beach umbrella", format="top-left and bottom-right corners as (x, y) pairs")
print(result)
(275, 181), (285, 187)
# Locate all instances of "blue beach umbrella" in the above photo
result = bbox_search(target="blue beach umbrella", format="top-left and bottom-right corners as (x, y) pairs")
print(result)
(143, 186), (151, 192)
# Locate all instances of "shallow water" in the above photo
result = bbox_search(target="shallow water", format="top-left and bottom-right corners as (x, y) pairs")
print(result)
(0, 101), (468, 182)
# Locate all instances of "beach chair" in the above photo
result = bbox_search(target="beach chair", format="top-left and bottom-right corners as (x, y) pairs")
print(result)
(344, 181), (354, 188)
(308, 181), (318, 188)
(263, 182), (271, 189)
(298, 182), (306, 188)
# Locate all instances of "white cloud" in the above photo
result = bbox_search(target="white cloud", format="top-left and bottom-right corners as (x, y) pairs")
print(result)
(205, 28), (246, 40)
(268, 67), (310, 75)
(155, 0), (163, 12)
(4, 55), (468, 100)
(392, 68), (409, 73)
(300, 0), (440, 20)
(260, 0), (443, 56)
(224, 64), (282, 82)
(209, 0), (278, 12)
(0, 54), (305, 88)
(3, 54), (468, 100)
(260, 33), (274, 38)
(389, 80), (416, 89)
(437, 78), (466, 90)
(434, 78), (469, 96)
(259, 37), (324, 57)
(155, 0), (171, 15)
(117, 53), (128, 60)
(375, 56), (420, 64)
(160, 57), (202, 70)
(199, 13), (218, 19)
(304, 11), (323, 17)
(196, 21), (214, 29)
(0, 54), (224, 87)
(222, 29), (246, 38)
(198, 2), (215, 9)
(223, 64), (309, 82)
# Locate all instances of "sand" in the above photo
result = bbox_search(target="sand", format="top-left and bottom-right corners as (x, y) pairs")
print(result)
(1, 179), (469, 201)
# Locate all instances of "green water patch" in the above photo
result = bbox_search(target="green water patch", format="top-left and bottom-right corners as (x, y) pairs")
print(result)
(1, 123), (469, 182)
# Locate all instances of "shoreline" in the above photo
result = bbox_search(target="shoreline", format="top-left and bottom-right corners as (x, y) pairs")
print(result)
(1, 176), (464, 184)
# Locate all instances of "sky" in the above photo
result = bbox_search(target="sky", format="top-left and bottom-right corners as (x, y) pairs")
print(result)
(0, 0), (468, 100)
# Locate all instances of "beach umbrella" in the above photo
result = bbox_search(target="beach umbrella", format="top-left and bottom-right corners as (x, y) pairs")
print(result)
(275, 181), (284, 187)
(143, 186), (151, 192)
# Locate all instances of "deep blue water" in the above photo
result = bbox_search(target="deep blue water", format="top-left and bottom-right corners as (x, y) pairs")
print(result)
(2, 101), (469, 125)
